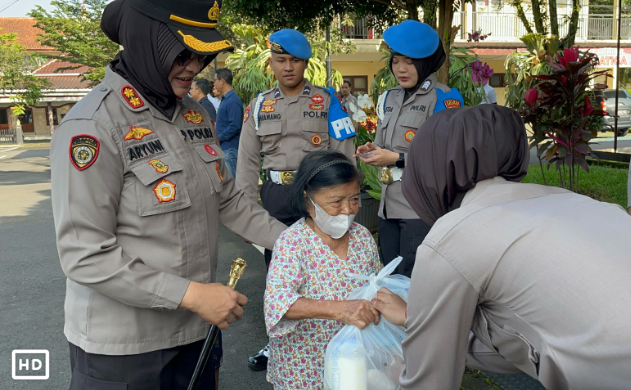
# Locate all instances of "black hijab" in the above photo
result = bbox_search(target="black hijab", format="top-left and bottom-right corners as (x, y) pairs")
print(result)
(101, 0), (207, 119)
(401, 105), (529, 226)
(389, 42), (446, 97)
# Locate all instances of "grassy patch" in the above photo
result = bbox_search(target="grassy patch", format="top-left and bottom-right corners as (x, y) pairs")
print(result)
(522, 163), (629, 208)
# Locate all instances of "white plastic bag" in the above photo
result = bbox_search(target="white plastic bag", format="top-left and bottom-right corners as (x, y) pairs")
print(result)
(324, 257), (410, 390)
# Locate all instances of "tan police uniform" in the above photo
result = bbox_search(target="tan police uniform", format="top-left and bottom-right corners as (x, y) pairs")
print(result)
(51, 68), (286, 356)
(237, 81), (356, 203)
(374, 74), (451, 276)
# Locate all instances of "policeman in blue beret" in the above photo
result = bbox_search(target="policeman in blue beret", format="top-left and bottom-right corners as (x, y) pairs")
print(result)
(355, 20), (464, 277)
(236, 29), (356, 371)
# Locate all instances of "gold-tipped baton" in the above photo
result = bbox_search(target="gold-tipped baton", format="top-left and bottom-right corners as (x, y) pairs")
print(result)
(187, 258), (247, 390)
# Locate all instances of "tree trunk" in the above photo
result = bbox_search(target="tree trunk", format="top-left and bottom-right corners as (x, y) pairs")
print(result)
(407, 0), (420, 21)
(511, 1), (534, 34)
(549, 0), (559, 36)
(530, 0), (547, 34)
(436, 0), (457, 85)
(420, 0), (437, 28)
(564, 0), (581, 47)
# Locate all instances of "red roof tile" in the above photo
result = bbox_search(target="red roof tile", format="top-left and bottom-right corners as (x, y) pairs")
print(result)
(0, 17), (51, 51)
(34, 59), (91, 75)
(41, 75), (91, 90)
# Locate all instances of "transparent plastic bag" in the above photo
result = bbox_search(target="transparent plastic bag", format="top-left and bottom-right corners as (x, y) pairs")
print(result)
(324, 257), (410, 390)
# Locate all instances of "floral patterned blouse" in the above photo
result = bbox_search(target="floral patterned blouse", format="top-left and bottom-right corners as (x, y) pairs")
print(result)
(264, 218), (381, 390)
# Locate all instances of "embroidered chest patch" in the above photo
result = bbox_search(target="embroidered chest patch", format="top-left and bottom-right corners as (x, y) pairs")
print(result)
(148, 159), (169, 173)
(405, 130), (416, 143)
(261, 105), (275, 113)
(182, 109), (204, 124)
(124, 126), (154, 141)
(309, 103), (324, 110)
(243, 106), (251, 123)
(444, 99), (462, 109)
(70, 134), (99, 171)
(153, 179), (176, 203)
(204, 144), (217, 156)
(121, 86), (144, 109)
(311, 94), (324, 104)
(311, 134), (322, 145)
(262, 99), (277, 106)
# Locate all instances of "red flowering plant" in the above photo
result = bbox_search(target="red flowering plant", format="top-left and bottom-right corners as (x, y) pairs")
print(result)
(526, 46), (608, 191)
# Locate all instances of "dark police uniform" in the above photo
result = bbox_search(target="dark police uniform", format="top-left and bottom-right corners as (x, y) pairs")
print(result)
(235, 29), (356, 371)
(375, 21), (464, 277)
(50, 1), (285, 389)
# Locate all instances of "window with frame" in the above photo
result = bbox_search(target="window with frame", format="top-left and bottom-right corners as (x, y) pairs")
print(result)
(0, 109), (8, 125)
(343, 76), (369, 96)
(489, 73), (507, 88)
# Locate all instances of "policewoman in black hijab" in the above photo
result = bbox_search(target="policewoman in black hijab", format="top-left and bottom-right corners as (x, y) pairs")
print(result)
(49, 1), (287, 389)
(354, 20), (465, 277)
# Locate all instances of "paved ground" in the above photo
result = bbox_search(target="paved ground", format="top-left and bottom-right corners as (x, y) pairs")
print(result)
(0, 144), (549, 390)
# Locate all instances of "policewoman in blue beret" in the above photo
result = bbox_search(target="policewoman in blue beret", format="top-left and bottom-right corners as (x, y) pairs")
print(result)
(355, 20), (464, 277)
(49, 0), (287, 388)
(236, 29), (356, 371)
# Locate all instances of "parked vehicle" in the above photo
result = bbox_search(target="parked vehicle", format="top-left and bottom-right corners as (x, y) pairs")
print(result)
(601, 89), (631, 137)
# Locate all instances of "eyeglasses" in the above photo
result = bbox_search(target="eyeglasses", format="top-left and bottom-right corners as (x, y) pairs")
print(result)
(175, 49), (208, 66)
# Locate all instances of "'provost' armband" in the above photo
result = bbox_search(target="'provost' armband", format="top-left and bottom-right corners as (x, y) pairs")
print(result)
(323, 87), (356, 141)
(433, 88), (464, 114)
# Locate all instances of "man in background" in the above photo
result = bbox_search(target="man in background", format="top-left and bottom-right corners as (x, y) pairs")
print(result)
(191, 78), (217, 122)
(214, 68), (243, 178)
(341, 79), (358, 108)
(208, 81), (221, 112)
(477, 81), (497, 105)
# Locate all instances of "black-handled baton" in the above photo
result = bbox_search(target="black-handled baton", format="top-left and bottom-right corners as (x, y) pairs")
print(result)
(187, 258), (247, 390)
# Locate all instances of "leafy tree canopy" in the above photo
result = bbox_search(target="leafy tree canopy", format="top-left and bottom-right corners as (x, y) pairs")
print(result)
(29, 0), (119, 87)
(0, 31), (50, 111)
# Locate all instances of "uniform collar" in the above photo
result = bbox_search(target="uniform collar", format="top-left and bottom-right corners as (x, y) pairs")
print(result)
(104, 67), (181, 122)
(272, 79), (314, 100)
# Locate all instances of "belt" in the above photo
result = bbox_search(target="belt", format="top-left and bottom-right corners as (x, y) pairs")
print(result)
(380, 167), (404, 185)
(267, 170), (296, 185)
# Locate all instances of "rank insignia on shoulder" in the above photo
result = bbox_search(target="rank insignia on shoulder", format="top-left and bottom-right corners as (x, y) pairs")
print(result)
(303, 85), (311, 95)
(182, 109), (204, 124)
(204, 144), (217, 156)
(309, 103), (324, 110)
(121, 85), (144, 109)
(274, 89), (281, 98)
(243, 106), (251, 123)
(215, 162), (224, 182)
(420, 80), (432, 91)
(148, 159), (169, 173)
(405, 130), (416, 143)
(311, 134), (322, 145)
(444, 99), (462, 109)
(262, 99), (277, 106)
(70, 134), (99, 171)
(261, 105), (275, 113)
(311, 94), (324, 104)
(153, 179), (176, 203)
(124, 126), (154, 141)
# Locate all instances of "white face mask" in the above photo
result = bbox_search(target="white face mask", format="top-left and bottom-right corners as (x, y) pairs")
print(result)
(309, 197), (356, 239)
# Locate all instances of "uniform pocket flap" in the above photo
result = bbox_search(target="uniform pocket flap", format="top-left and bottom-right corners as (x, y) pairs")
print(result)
(301, 120), (324, 132)
(192, 142), (226, 163)
(398, 115), (422, 128)
(256, 121), (282, 136)
(129, 154), (183, 186)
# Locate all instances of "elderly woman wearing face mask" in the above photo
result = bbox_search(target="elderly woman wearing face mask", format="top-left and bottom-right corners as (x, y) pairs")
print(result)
(263, 150), (382, 390)
(372, 105), (631, 390)
(355, 20), (464, 277)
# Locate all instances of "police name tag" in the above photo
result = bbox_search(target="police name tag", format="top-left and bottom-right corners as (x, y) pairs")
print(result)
(323, 87), (356, 141)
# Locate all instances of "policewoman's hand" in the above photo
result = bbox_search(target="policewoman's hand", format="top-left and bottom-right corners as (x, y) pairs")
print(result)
(371, 287), (407, 327)
(360, 147), (399, 167)
(336, 299), (380, 329)
(180, 282), (248, 330)
(354, 141), (377, 157)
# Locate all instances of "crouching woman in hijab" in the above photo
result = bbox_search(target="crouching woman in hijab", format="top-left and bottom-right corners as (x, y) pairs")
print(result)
(354, 20), (464, 277)
(49, 0), (287, 389)
(373, 105), (631, 389)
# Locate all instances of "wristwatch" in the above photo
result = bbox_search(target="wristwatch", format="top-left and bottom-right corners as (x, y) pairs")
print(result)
(395, 153), (405, 169)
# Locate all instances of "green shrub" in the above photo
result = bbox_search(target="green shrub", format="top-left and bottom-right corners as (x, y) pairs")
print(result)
(521, 164), (629, 208)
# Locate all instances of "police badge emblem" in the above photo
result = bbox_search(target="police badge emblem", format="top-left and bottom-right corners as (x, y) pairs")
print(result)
(148, 159), (169, 173)
(405, 130), (416, 143)
(261, 106), (275, 113)
(311, 134), (322, 145)
(182, 109), (204, 124)
(124, 126), (154, 141)
(153, 179), (176, 203)
(311, 94), (324, 104)
(70, 134), (99, 171)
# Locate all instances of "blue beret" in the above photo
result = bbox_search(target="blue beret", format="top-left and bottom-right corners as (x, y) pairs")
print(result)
(383, 20), (439, 59)
(269, 29), (312, 60)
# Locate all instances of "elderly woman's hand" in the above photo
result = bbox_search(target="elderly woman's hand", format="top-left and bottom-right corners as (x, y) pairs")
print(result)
(337, 299), (380, 329)
(371, 288), (407, 327)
